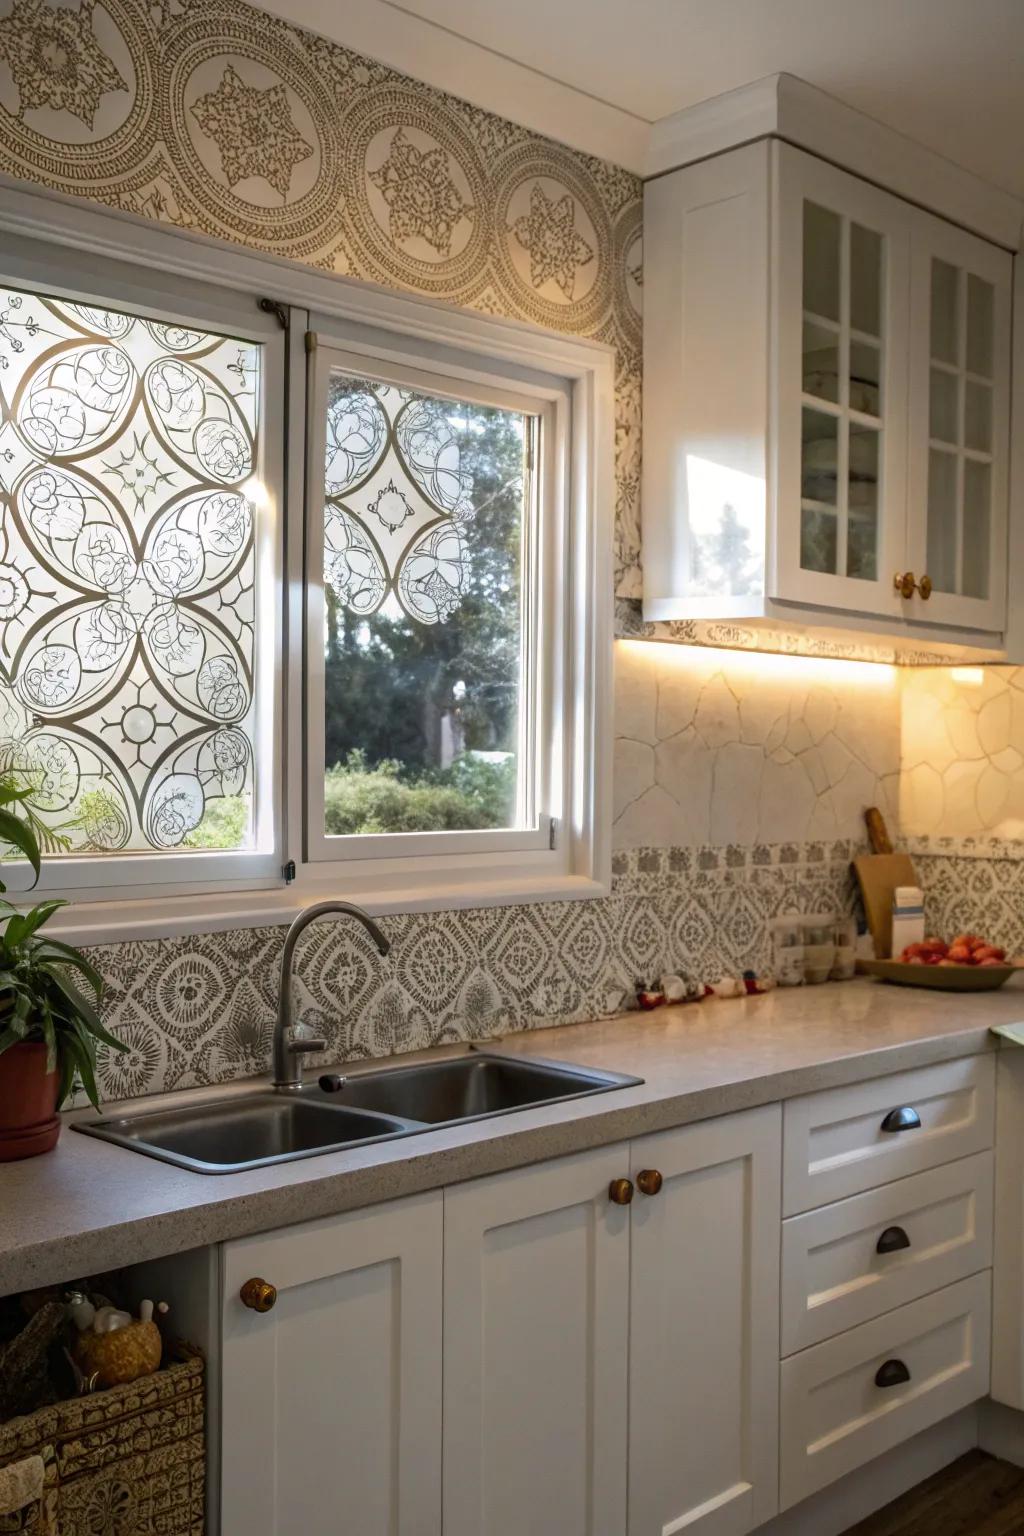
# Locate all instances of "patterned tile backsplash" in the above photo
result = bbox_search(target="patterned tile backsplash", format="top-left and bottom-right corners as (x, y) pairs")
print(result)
(83, 842), (862, 1101)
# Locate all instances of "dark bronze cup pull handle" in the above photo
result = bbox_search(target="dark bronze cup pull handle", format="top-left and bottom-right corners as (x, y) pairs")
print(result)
(881, 1106), (922, 1133)
(875, 1359), (911, 1389)
(876, 1225), (912, 1255)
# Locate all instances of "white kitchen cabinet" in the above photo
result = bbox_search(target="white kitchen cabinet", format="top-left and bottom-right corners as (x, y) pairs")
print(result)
(220, 1190), (443, 1536)
(628, 1105), (782, 1536)
(643, 136), (1013, 648)
(907, 212), (1012, 633)
(442, 1144), (631, 1536)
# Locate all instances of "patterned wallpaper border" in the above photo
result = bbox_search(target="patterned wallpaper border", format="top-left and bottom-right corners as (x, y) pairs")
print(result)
(0, 0), (643, 593)
(83, 842), (861, 1101)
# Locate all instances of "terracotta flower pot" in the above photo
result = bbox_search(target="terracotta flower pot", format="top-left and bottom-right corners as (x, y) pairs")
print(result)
(0, 1039), (61, 1160)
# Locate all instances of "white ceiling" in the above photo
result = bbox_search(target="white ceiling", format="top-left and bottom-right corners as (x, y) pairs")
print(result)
(265, 0), (1024, 195)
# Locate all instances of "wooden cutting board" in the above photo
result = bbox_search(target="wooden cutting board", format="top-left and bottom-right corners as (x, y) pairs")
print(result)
(853, 851), (919, 959)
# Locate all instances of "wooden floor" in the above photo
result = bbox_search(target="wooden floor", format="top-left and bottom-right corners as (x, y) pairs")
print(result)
(845, 1452), (1024, 1535)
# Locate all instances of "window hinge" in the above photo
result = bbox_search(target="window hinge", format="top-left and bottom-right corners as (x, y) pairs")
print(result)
(283, 859), (297, 884)
(549, 817), (557, 850)
(257, 297), (288, 330)
(304, 330), (318, 355)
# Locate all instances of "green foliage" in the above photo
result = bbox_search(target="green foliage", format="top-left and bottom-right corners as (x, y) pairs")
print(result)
(324, 752), (515, 836)
(324, 402), (524, 779)
(0, 777), (125, 1109)
(183, 795), (249, 850)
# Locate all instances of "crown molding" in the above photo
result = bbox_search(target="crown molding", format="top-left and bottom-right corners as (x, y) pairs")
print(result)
(647, 73), (1023, 250)
(257, 0), (651, 174)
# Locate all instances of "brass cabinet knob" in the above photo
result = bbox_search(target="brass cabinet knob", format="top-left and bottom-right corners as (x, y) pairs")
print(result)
(636, 1169), (664, 1197)
(240, 1277), (277, 1313)
(608, 1178), (634, 1205)
(894, 571), (932, 600)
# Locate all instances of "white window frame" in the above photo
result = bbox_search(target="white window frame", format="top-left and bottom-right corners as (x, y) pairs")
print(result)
(0, 225), (287, 903)
(0, 177), (615, 942)
(305, 327), (563, 869)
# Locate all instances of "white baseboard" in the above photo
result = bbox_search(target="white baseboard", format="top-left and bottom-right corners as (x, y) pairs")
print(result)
(979, 1399), (1024, 1467)
(753, 1404), (980, 1536)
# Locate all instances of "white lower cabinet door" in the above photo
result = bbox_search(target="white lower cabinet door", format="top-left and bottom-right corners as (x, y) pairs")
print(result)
(628, 1105), (782, 1536)
(220, 1191), (443, 1536)
(443, 1144), (631, 1536)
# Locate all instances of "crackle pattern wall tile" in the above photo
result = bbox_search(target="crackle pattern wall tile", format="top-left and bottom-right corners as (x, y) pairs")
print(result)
(0, 0), (643, 594)
(613, 641), (901, 848)
(901, 666), (1024, 837)
(81, 842), (862, 1101)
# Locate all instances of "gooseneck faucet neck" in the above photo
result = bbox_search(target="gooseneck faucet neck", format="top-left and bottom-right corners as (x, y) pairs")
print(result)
(273, 900), (390, 1092)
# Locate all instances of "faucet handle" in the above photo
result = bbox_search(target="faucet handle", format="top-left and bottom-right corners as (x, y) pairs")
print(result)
(287, 1036), (328, 1056)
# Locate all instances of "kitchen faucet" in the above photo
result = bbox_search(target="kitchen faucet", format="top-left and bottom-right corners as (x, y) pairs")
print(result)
(273, 900), (391, 1092)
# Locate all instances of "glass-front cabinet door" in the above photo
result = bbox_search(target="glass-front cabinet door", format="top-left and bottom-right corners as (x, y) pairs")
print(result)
(906, 215), (1011, 633)
(773, 145), (910, 619)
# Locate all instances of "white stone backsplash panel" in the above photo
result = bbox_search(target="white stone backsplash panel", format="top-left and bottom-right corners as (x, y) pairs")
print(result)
(614, 641), (902, 849)
(900, 667), (1024, 838)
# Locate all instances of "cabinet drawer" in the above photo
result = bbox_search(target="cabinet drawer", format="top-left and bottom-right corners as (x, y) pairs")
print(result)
(780, 1272), (991, 1509)
(781, 1151), (993, 1353)
(783, 1055), (994, 1215)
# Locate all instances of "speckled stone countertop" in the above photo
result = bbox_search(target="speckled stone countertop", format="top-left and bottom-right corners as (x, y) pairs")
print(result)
(3, 976), (1023, 1296)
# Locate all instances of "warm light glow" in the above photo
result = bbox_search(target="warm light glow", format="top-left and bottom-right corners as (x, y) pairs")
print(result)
(617, 638), (897, 689)
(950, 666), (985, 688)
(241, 475), (270, 511)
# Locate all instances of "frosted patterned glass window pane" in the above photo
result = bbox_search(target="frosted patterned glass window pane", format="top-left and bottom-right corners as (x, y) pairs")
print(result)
(0, 286), (261, 853)
(321, 371), (530, 835)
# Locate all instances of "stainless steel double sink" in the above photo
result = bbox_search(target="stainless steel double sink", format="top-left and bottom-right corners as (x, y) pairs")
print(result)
(73, 1053), (641, 1174)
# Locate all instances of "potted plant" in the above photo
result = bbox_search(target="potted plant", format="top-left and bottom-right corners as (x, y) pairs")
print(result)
(0, 779), (125, 1160)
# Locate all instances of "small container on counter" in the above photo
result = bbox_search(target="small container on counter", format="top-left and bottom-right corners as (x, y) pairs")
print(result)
(831, 917), (857, 980)
(803, 921), (836, 985)
(891, 885), (925, 957)
(773, 919), (805, 987)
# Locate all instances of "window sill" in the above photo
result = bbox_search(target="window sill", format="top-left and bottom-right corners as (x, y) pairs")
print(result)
(45, 872), (610, 947)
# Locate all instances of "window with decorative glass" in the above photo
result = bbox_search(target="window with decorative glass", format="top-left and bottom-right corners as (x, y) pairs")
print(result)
(0, 204), (611, 921)
(0, 260), (282, 895)
(305, 336), (559, 865)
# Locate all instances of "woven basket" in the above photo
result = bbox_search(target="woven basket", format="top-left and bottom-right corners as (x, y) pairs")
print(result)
(0, 1349), (204, 1535)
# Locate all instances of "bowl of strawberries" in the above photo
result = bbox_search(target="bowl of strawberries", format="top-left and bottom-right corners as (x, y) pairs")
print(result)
(861, 934), (1018, 990)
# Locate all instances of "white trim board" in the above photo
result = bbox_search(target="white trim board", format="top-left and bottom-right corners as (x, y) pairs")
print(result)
(256, 0), (650, 175)
(647, 74), (1024, 251)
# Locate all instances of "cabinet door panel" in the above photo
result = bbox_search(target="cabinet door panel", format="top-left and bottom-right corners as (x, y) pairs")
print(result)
(221, 1192), (442, 1536)
(773, 143), (910, 620)
(443, 1145), (630, 1536)
(628, 1105), (781, 1536)
(907, 212), (1012, 633)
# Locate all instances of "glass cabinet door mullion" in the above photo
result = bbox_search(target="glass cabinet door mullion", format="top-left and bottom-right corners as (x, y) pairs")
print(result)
(836, 214), (851, 578)
(955, 265), (967, 595)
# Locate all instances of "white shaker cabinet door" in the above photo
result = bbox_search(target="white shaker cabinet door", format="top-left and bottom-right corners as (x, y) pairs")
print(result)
(443, 1144), (631, 1536)
(628, 1105), (782, 1536)
(220, 1190), (443, 1536)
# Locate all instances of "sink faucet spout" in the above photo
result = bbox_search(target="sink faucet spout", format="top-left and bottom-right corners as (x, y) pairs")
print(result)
(274, 901), (390, 1091)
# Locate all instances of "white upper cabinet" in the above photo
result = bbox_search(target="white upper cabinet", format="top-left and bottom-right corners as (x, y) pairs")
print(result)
(907, 214), (1012, 633)
(643, 134), (1014, 648)
(774, 149), (910, 622)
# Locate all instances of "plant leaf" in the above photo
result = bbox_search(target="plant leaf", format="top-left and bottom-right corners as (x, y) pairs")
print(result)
(45, 966), (125, 1052)
(14, 901), (66, 942)
(0, 807), (40, 882)
(67, 1020), (100, 1110)
(31, 941), (104, 1000)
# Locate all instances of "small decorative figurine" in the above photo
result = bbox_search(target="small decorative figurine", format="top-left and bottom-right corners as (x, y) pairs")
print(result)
(635, 979), (666, 1009)
(70, 1298), (169, 1389)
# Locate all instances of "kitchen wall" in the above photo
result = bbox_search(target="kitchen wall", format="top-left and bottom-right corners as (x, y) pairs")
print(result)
(899, 666), (1024, 954)
(0, 0), (1005, 1101)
